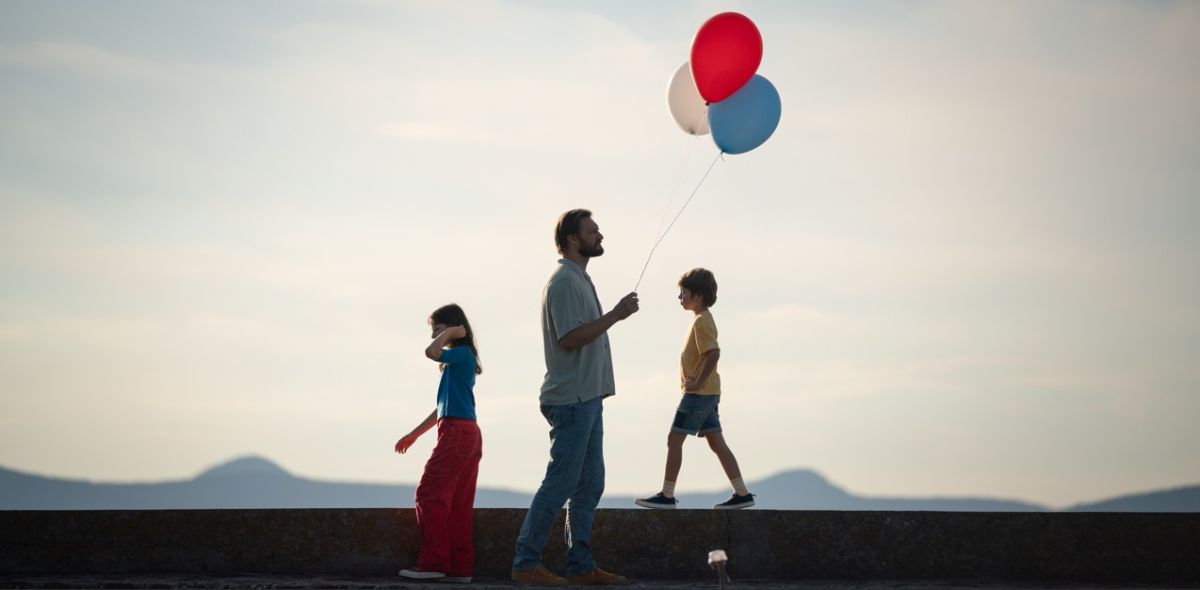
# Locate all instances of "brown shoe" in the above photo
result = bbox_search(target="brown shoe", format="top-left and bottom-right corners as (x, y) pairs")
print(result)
(511, 565), (568, 586)
(565, 568), (630, 585)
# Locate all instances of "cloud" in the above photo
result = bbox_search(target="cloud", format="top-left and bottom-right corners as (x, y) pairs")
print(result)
(376, 121), (501, 146)
(0, 40), (192, 82)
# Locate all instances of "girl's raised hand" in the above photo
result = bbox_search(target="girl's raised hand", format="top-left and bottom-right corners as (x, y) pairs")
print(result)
(442, 326), (467, 340)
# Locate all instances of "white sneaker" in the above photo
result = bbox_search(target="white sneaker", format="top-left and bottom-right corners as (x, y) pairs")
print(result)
(436, 575), (472, 583)
(399, 568), (446, 579)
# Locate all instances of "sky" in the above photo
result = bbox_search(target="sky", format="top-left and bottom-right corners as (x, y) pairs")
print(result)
(1, 0), (1197, 509)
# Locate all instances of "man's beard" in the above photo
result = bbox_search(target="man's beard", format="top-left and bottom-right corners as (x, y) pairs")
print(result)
(579, 243), (604, 258)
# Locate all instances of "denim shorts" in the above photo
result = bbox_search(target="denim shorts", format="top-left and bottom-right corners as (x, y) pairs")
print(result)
(670, 393), (722, 437)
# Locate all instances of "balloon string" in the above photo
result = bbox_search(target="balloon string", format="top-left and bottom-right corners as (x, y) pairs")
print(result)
(652, 107), (708, 240)
(633, 150), (723, 292)
(649, 136), (701, 259)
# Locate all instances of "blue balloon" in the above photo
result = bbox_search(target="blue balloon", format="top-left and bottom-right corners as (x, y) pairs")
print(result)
(708, 74), (781, 155)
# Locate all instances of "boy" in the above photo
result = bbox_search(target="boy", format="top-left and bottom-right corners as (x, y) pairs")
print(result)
(636, 268), (755, 510)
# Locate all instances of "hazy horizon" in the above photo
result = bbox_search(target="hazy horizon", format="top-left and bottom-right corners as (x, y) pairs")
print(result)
(10, 452), (1194, 511)
(2, 1), (1198, 508)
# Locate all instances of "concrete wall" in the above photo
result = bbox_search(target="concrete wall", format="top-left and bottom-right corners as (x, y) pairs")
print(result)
(2, 509), (1197, 583)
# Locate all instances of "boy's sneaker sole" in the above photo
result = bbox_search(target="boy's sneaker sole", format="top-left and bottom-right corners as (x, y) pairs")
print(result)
(634, 499), (678, 509)
(714, 499), (755, 510)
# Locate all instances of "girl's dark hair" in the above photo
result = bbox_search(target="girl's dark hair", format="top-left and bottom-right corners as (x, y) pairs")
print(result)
(554, 208), (592, 255)
(678, 268), (718, 307)
(430, 303), (482, 375)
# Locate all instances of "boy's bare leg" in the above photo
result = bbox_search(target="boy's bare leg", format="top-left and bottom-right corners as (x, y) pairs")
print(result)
(662, 432), (688, 494)
(705, 432), (745, 486)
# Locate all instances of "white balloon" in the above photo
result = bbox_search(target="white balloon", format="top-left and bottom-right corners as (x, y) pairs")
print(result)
(666, 61), (710, 136)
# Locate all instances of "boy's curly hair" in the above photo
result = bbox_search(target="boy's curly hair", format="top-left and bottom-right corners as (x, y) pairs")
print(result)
(678, 268), (717, 307)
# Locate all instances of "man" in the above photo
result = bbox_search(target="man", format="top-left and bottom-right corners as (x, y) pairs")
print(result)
(511, 209), (639, 586)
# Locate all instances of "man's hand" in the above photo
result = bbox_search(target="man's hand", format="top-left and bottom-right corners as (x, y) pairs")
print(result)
(558, 292), (640, 351)
(613, 292), (640, 320)
(394, 433), (419, 454)
(684, 376), (700, 391)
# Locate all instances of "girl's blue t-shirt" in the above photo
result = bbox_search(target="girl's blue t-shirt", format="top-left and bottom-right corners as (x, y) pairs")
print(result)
(436, 346), (477, 421)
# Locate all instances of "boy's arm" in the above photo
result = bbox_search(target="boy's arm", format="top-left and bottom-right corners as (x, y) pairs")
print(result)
(395, 409), (438, 454)
(685, 348), (721, 391)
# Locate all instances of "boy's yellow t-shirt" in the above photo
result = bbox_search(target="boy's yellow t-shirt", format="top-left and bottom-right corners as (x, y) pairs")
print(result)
(680, 309), (721, 395)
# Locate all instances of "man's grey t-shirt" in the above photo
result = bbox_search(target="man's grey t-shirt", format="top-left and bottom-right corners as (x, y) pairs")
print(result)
(540, 259), (616, 405)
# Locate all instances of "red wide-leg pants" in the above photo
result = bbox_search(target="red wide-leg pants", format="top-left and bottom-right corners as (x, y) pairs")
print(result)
(414, 418), (482, 576)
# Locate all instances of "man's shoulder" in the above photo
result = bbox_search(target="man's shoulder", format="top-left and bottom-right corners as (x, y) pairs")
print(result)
(546, 264), (586, 291)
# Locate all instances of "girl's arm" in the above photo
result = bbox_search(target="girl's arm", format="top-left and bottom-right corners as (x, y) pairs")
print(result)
(395, 409), (438, 454)
(685, 348), (721, 391)
(426, 326), (467, 361)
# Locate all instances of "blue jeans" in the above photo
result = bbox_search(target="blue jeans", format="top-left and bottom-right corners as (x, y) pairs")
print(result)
(670, 393), (722, 436)
(512, 396), (605, 576)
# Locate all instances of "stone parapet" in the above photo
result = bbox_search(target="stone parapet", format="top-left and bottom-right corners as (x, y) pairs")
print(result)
(1, 509), (1196, 583)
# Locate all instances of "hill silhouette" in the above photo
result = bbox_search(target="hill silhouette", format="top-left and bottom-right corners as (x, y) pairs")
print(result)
(1, 455), (1195, 512)
(194, 456), (289, 480)
(1066, 485), (1200, 512)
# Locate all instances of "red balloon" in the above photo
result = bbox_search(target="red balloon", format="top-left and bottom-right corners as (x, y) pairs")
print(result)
(690, 12), (763, 104)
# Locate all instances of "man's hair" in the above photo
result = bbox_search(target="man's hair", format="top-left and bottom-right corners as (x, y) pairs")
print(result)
(554, 208), (592, 255)
(678, 268), (718, 307)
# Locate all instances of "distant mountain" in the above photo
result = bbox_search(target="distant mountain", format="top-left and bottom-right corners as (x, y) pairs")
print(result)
(195, 456), (287, 480)
(0, 456), (1194, 512)
(0, 456), (526, 511)
(1066, 485), (1200, 512)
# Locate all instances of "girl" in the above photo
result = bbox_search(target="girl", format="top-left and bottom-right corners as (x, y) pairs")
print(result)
(396, 303), (483, 583)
